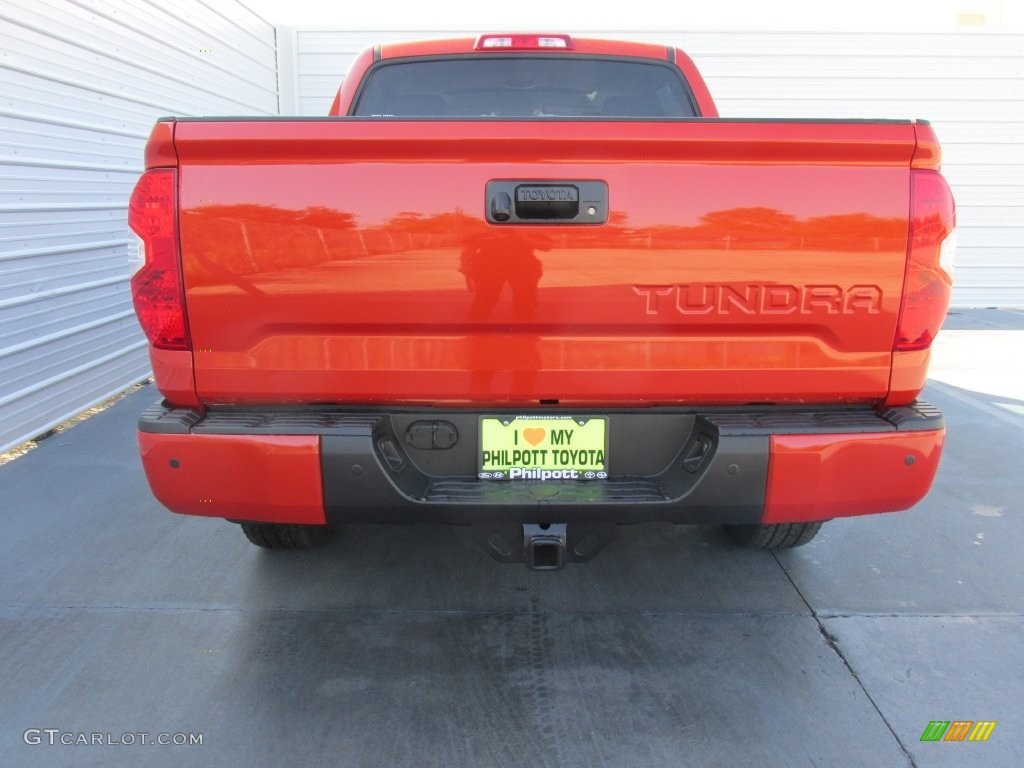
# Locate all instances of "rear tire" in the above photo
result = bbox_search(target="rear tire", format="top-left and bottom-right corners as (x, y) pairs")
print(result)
(240, 522), (329, 550)
(722, 521), (824, 550)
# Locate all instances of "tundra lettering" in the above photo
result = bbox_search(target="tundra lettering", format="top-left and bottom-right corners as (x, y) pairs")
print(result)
(633, 283), (884, 316)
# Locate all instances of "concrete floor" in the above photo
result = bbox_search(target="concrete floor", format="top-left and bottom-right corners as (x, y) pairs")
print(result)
(1, 310), (1021, 767)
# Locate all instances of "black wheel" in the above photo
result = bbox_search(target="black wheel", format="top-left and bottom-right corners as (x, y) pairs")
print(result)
(722, 521), (824, 550)
(240, 522), (330, 550)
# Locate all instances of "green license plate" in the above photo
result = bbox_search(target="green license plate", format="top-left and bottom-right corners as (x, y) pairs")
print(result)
(478, 416), (608, 480)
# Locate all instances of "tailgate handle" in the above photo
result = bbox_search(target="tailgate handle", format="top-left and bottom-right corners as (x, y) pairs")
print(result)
(486, 180), (608, 225)
(516, 185), (579, 220)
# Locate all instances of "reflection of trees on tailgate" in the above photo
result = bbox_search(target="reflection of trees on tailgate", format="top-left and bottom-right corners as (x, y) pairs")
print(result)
(181, 204), (358, 279)
(599, 207), (906, 251)
(182, 205), (479, 280)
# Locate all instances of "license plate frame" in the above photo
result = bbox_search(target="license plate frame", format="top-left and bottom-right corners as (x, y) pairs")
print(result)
(478, 416), (608, 480)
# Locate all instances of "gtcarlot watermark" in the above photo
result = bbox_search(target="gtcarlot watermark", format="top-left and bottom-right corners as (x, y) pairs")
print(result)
(23, 729), (203, 746)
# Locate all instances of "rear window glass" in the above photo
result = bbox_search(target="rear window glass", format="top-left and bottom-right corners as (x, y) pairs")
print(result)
(352, 57), (695, 118)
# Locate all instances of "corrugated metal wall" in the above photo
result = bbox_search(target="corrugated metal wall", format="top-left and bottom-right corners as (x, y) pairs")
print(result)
(282, 27), (1024, 309)
(0, 0), (279, 453)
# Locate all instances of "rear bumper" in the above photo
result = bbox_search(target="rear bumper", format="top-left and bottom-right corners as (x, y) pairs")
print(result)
(137, 402), (944, 527)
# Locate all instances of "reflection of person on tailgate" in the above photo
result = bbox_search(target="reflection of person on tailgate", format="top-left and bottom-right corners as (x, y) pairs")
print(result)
(460, 231), (548, 321)
(460, 231), (550, 397)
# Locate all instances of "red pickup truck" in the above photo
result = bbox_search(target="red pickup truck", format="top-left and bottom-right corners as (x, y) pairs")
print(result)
(130, 34), (954, 569)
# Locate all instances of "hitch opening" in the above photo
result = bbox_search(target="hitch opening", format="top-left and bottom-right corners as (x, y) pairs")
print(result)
(472, 522), (615, 567)
(524, 523), (567, 571)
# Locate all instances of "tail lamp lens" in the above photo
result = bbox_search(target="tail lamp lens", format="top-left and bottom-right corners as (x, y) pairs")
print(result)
(128, 169), (190, 350)
(894, 170), (956, 352)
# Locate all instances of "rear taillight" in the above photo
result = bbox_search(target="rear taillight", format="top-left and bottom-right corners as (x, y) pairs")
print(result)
(128, 169), (190, 351)
(894, 170), (955, 352)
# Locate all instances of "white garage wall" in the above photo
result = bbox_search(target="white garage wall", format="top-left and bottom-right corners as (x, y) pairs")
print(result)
(281, 27), (1024, 309)
(0, 0), (279, 453)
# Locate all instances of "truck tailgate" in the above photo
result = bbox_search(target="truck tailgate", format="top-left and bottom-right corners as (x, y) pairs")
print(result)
(173, 119), (917, 406)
